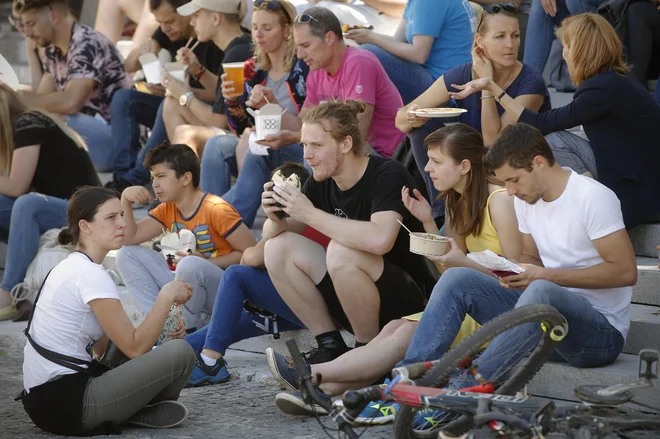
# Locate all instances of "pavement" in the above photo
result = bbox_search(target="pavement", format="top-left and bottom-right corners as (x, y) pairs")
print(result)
(0, 319), (391, 439)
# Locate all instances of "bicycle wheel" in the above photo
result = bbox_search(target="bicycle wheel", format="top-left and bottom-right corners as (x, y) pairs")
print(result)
(394, 304), (567, 439)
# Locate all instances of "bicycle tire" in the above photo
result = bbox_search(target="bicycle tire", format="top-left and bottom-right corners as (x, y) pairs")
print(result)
(394, 304), (567, 439)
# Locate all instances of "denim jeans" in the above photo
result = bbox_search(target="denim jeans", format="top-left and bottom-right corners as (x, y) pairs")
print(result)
(399, 268), (625, 373)
(223, 143), (304, 228)
(109, 89), (164, 181)
(523, 0), (569, 73)
(0, 193), (68, 291)
(409, 119), (446, 219)
(66, 114), (115, 172)
(361, 44), (437, 105)
(122, 99), (170, 186)
(116, 245), (225, 330)
(200, 135), (240, 196)
(545, 131), (596, 177)
(184, 265), (304, 354)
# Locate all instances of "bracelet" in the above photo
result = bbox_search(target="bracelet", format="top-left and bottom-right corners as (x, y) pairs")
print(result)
(494, 91), (506, 103)
(481, 94), (494, 100)
(193, 65), (206, 82)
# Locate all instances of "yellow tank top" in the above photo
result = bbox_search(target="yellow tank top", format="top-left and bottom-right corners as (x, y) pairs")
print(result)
(464, 189), (507, 256)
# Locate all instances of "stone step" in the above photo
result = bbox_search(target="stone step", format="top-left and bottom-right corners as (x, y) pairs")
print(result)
(529, 353), (660, 406)
(633, 257), (660, 307)
(624, 304), (660, 355)
(630, 224), (660, 258)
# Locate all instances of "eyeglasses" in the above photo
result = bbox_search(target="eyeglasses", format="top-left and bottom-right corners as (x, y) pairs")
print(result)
(294, 12), (333, 35)
(476, 3), (518, 33)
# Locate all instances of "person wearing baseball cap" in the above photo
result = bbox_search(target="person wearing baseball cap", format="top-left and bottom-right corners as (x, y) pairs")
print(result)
(177, 0), (242, 17)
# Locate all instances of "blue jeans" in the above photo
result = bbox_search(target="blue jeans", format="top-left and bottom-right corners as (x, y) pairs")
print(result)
(200, 135), (239, 196)
(409, 119), (446, 219)
(0, 193), (68, 291)
(399, 268), (625, 373)
(122, 99), (170, 185)
(184, 265), (304, 354)
(66, 114), (114, 172)
(223, 143), (304, 228)
(109, 89), (164, 181)
(361, 44), (437, 105)
(523, 0), (569, 73)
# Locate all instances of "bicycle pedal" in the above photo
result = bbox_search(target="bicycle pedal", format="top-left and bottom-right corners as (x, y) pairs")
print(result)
(638, 349), (659, 380)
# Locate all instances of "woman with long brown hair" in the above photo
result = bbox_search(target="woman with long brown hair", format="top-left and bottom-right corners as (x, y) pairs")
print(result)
(268, 124), (522, 426)
(450, 13), (660, 229)
(0, 83), (100, 322)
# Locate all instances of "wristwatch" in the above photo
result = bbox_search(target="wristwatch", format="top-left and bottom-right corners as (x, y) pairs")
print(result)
(179, 91), (194, 107)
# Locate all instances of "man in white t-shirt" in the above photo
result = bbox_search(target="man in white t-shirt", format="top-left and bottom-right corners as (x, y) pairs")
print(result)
(397, 124), (637, 401)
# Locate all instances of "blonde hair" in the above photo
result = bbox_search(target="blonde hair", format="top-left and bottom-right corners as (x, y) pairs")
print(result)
(253, 0), (297, 72)
(301, 99), (368, 156)
(473, 8), (518, 50)
(0, 83), (87, 175)
(557, 13), (630, 86)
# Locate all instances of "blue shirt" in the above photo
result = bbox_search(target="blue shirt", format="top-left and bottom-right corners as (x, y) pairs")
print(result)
(444, 62), (552, 133)
(403, 0), (476, 79)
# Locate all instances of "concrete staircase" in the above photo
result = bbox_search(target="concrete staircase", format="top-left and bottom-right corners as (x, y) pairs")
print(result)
(529, 222), (660, 406)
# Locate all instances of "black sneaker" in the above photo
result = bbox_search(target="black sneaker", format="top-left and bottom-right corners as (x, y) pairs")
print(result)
(127, 400), (188, 428)
(186, 351), (230, 387)
(303, 346), (345, 365)
(266, 347), (305, 392)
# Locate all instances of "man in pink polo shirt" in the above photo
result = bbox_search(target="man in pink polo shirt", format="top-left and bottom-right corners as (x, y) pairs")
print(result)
(258, 6), (404, 157)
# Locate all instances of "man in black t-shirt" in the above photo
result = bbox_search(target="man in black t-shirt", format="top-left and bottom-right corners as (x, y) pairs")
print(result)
(164, 0), (253, 157)
(261, 101), (431, 365)
(108, 0), (224, 191)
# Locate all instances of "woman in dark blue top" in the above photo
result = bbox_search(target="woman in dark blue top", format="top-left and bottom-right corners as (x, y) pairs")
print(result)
(450, 13), (660, 229)
(395, 7), (550, 221)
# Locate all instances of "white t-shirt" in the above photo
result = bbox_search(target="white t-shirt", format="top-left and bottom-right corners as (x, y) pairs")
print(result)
(23, 252), (119, 392)
(514, 170), (632, 339)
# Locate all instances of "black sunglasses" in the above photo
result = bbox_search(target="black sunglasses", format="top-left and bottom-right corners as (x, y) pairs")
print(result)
(255, 0), (294, 23)
(489, 3), (518, 13)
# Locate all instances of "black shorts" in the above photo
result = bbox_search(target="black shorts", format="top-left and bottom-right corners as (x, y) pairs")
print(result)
(315, 258), (425, 333)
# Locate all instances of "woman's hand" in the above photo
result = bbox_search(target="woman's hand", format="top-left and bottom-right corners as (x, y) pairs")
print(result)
(405, 103), (430, 129)
(448, 77), (493, 101)
(170, 317), (187, 339)
(246, 85), (277, 109)
(220, 73), (238, 101)
(345, 28), (373, 45)
(426, 238), (468, 269)
(402, 186), (433, 224)
(472, 47), (493, 80)
(161, 279), (193, 305)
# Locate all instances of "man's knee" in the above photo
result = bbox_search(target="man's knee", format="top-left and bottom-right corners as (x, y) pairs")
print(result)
(174, 255), (200, 280)
(264, 232), (298, 270)
(110, 88), (133, 113)
(173, 124), (196, 144)
(325, 240), (368, 275)
(516, 280), (555, 307)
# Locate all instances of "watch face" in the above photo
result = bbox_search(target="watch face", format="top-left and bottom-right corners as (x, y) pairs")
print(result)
(179, 94), (187, 106)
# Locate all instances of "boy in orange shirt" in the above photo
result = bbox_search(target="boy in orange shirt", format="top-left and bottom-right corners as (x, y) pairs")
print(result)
(117, 142), (257, 330)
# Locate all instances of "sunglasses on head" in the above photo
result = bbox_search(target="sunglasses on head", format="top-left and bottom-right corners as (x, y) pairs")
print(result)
(255, 0), (281, 10)
(490, 3), (518, 13)
(8, 15), (22, 29)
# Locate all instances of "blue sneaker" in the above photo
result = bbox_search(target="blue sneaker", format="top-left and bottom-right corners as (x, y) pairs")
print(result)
(266, 347), (305, 392)
(275, 389), (331, 416)
(412, 407), (458, 431)
(355, 400), (399, 425)
(186, 351), (231, 387)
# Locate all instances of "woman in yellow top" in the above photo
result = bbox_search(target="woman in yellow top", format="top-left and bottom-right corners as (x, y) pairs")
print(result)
(269, 124), (522, 420)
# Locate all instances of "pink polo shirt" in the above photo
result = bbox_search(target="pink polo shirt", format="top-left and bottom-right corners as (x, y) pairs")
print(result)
(303, 47), (405, 157)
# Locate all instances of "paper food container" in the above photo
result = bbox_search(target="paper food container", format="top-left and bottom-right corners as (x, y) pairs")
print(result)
(409, 233), (450, 256)
(253, 103), (285, 140)
(164, 62), (186, 82)
(139, 53), (162, 84)
(0, 53), (20, 90)
(159, 229), (196, 262)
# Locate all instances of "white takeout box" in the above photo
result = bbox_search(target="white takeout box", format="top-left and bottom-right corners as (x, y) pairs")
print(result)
(252, 103), (285, 141)
(0, 53), (20, 90)
(163, 62), (187, 83)
(139, 53), (162, 84)
(160, 229), (196, 262)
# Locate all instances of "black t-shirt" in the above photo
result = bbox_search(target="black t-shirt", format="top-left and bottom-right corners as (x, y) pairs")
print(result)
(302, 156), (434, 291)
(151, 28), (224, 89)
(13, 112), (101, 199)
(212, 33), (254, 114)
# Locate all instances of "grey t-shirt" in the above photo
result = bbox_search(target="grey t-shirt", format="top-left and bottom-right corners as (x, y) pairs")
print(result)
(266, 74), (298, 116)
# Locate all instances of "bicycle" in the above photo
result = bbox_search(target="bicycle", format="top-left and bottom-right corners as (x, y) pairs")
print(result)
(286, 304), (660, 439)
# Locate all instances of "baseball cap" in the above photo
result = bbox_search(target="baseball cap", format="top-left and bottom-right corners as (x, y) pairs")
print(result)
(177, 0), (242, 16)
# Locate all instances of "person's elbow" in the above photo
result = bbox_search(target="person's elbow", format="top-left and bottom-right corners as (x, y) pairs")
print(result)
(62, 96), (87, 115)
(620, 262), (638, 287)
(411, 48), (431, 65)
(371, 234), (397, 256)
